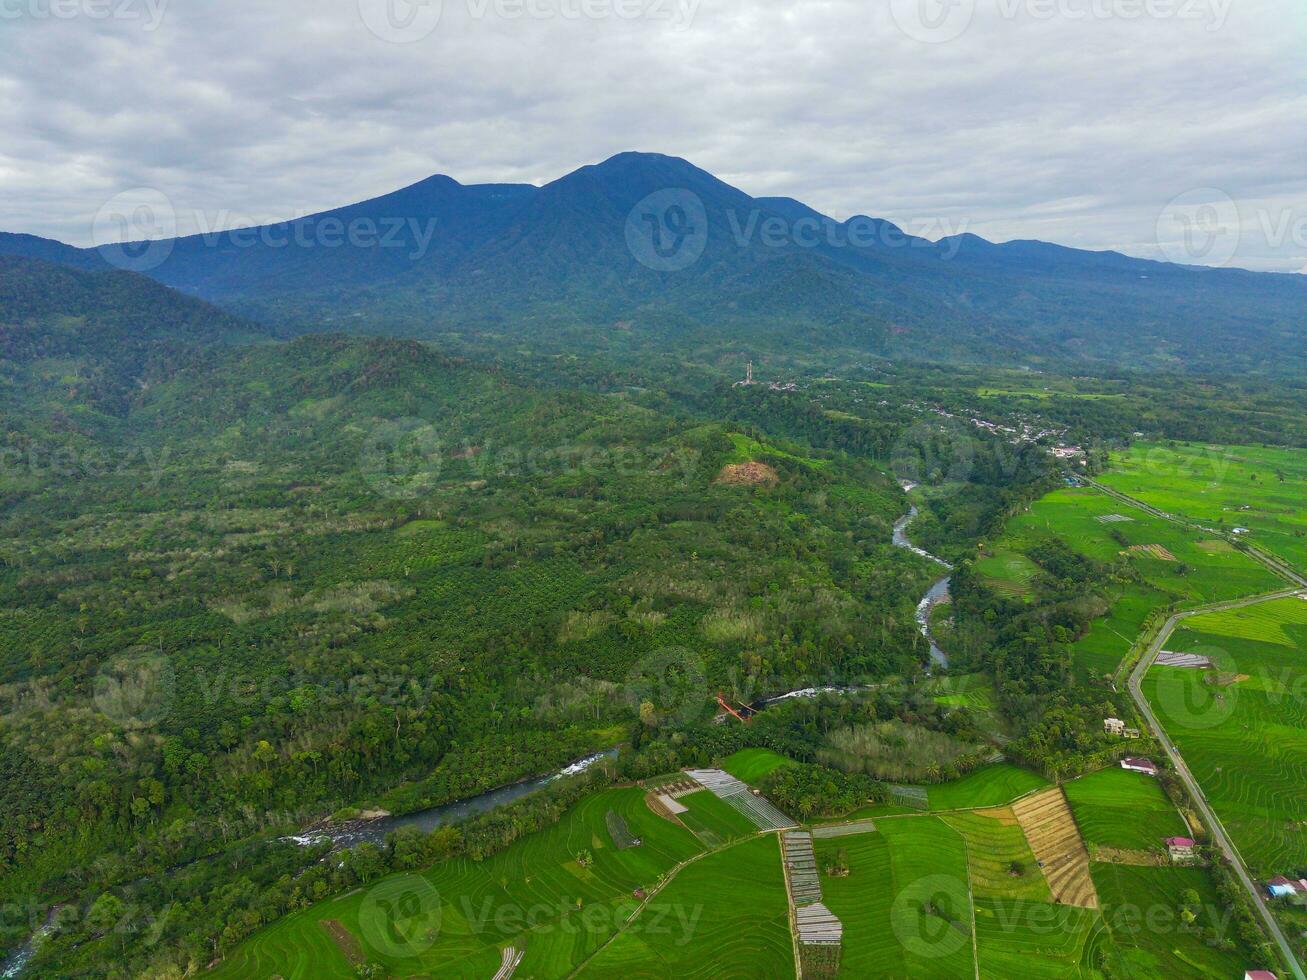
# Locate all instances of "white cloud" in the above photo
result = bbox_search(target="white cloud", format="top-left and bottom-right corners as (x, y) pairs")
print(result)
(1, 0), (1303, 271)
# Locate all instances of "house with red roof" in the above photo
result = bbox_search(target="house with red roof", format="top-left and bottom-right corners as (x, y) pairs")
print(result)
(1120, 757), (1159, 776)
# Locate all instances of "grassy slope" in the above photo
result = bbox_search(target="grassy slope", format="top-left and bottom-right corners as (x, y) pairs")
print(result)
(720, 748), (795, 786)
(1142, 598), (1307, 875)
(927, 763), (1050, 811)
(1064, 768), (1189, 852)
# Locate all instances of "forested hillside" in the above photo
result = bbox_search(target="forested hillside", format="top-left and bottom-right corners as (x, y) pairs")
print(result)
(1, 311), (948, 972)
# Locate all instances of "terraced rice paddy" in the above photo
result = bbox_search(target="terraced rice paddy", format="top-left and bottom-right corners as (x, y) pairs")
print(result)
(1011, 789), (1098, 909)
(675, 789), (758, 846)
(1005, 487), (1281, 605)
(575, 833), (794, 979)
(209, 787), (703, 979)
(1064, 768), (1189, 853)
(926, 762), (1049, 811)
(816, 818), (976, 978)
(1102, 442), (1307, 572)
(926, 672), (998, 717)
(973, 899), (1100, 979)
(1092, 863), (1252, 978)
(974, 549), (1041, 598)
(941, 809), (1053, 901)
(1142, 596), (1307, 875)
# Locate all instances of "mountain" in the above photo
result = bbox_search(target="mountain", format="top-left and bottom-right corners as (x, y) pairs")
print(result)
(5, 152), (1306, 373)
(0, 255), (266, 427)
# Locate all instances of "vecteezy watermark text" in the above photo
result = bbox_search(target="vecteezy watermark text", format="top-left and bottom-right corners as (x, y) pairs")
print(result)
(91, 188), (441, 273)
(357, 0), (700, 44)
(889, 0), (1233, 44)
(0, 0), (169, 29)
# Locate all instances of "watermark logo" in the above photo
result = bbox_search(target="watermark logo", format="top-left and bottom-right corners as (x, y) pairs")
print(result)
(890, 0), (976, 43)
(358, 0), (444, 43)
(92, 188), (177, 273)
(359, 875), (443, 957)
(890, 873), (971, 957)
(625, 645), (711, 725)
(1155, 188), (1240, 267)
(891, 418), (977, 491)
(359, 417), (443, 500)
(1154, 645), (1238, 731)
(92, 649), (175, 728)
(625, 188), (708, 273)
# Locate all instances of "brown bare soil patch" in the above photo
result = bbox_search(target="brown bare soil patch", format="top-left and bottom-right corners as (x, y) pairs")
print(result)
(1011, 788), (1099, 909)
(1094, 846), (1165, 866)
(714, 462), (779, 487)
(980, 805), (1021, 827)
(1126, 544), (1177, 561)
(321, 919), (364, 964)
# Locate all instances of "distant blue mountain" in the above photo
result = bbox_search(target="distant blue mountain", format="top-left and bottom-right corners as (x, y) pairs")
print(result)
(3, 152), (1304, 372)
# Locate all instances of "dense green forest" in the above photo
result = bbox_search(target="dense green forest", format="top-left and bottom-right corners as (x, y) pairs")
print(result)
(3, 258), (1305, 976)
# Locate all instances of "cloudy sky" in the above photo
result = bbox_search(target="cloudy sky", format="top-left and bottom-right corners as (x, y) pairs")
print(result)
(2, 0), (1304, 271)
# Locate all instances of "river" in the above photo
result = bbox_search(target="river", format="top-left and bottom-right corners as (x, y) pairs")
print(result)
(758, 488), (954, 709)
(297, 489), (954, 849)
(1, 494), (951, 976)
(893, 485), (953, 668)
(291, 748), (619, 849)
(0, 750), (618, 978)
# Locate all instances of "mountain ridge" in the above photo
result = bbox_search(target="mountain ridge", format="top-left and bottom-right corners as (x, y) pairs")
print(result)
(4, 151), (1305, 373)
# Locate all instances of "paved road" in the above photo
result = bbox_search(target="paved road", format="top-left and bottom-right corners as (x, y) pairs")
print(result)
(1128, 595), (1306, 980)
(1084, 477), (1307, 589)
(1090, 474), (1306, 978)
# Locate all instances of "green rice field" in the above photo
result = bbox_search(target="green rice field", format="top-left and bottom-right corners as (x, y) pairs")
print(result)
(209, 787), (703, 979)
(1004, 487), (1281, 604)
(1064, 767), (1189, 853)
(1092, 862), (1252, 978)
(1101, 442), (1307, 573)
(940, 810), (1052, 901)
(985, 482), (1283, 680)
(973, 899), (1101, 979)
(926, 762), (1050, 811)
(719, 747), (794, 786)
(817, 817), (976, 978)
(675, 789), (760, 847)
(1070, 583), (1160, 681)
(1142, 596), (1307, 875)
(574, 833), (794, 979)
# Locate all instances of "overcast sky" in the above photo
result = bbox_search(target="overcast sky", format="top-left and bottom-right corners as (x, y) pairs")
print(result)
(2, 0), (1303, 271)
